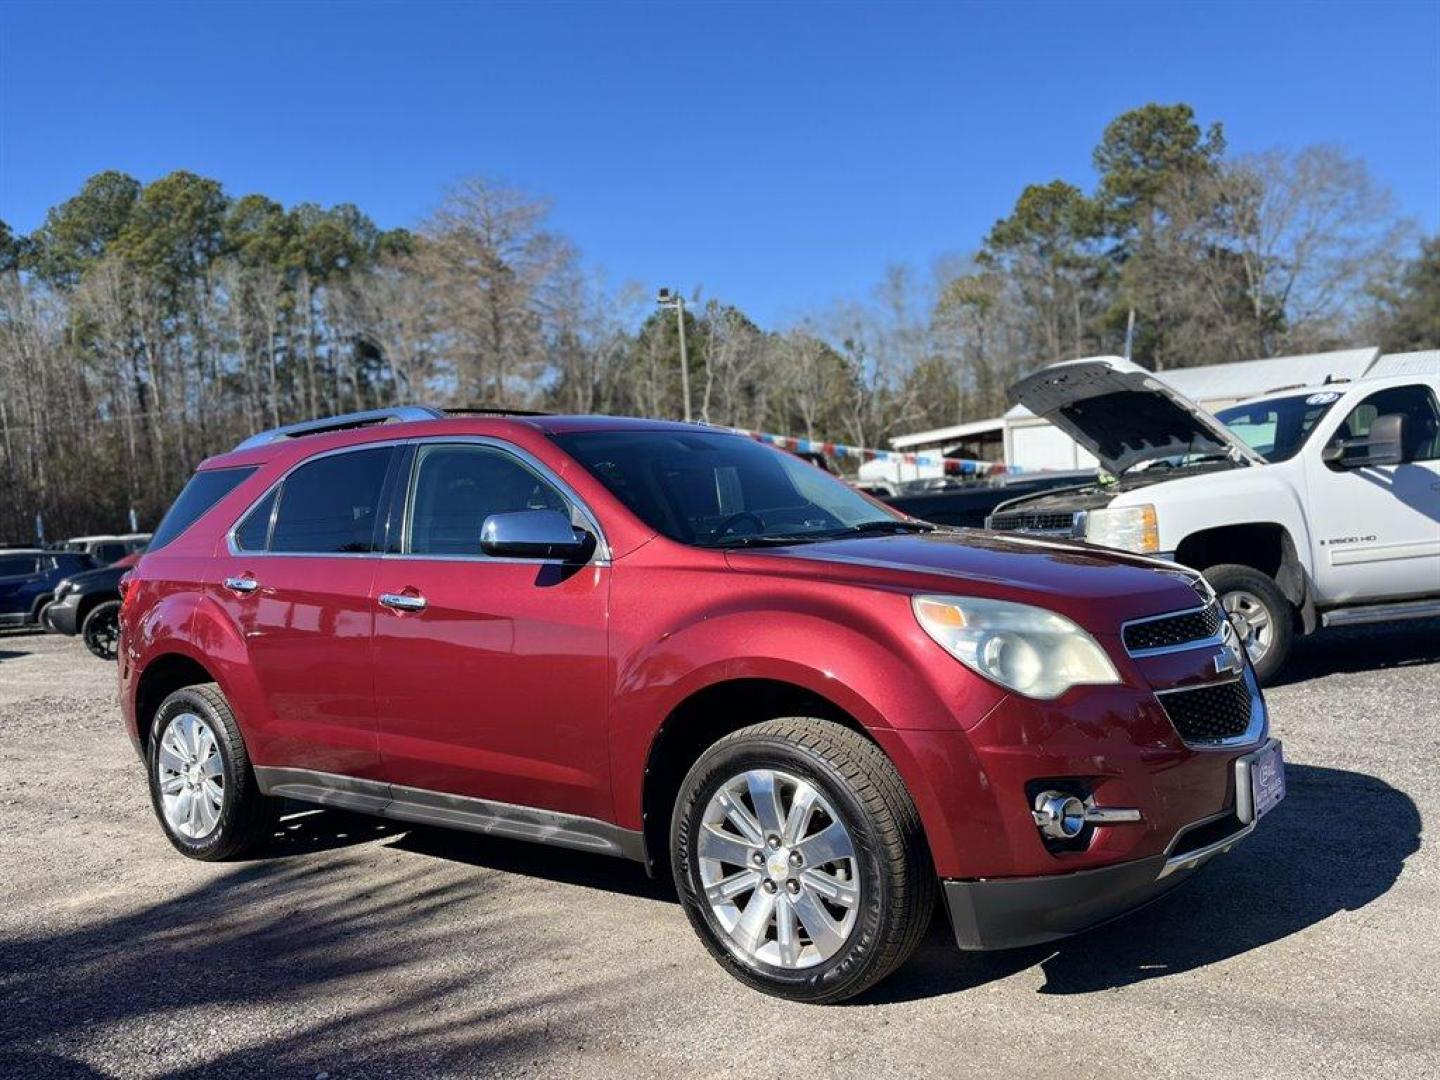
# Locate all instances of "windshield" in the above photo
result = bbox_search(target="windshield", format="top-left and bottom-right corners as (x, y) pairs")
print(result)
(553, 430), (915, 547)
(1215, 393), (1340, 463)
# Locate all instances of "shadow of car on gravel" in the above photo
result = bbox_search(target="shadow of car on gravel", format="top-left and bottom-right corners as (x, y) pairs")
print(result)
(859, 762), (1420, 1003)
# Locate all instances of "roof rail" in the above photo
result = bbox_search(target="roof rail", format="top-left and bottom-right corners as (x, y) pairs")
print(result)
(232, 405), (444, 451)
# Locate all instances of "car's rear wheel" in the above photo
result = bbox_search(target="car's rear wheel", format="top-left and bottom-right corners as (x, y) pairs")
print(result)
(147, 684), (278, 860)
(1204, 563), (1295, 684)
(81, 599), (121, 660)
(671, 718), (934, 1004)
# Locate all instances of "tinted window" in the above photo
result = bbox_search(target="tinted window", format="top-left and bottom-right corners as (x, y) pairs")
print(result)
(1332, 385), (1440, 463)
(270, 448), (392, 554)
(233, 488), (278, 551)
(93, 543), (125, 564)
(406, 444), (568, 556)
(554, 430), (901, 547)
(0, 555), (41, 577)
(150, 467), (257, 551)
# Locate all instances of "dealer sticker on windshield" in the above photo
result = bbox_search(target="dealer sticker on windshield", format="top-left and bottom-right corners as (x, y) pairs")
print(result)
(1306, 391), (1340, 405)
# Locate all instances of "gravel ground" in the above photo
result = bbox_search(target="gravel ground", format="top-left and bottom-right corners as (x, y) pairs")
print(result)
(1, 622), (1436, 1079)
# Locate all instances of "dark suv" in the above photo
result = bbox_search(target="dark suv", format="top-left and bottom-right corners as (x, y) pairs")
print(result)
(120, 407), (1285, 1003)
(1, 549), (95, 630)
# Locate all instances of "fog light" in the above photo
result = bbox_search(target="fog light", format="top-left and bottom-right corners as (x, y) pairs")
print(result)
(1032, 791), (1087, 839)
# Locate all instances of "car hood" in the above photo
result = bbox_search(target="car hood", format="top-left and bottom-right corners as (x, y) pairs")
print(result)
(1009, 355), (1264, 475)
(724, 530), (1205, 631)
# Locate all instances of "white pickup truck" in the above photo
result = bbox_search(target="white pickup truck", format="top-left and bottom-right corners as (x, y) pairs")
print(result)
(986, 355), (1440, 681)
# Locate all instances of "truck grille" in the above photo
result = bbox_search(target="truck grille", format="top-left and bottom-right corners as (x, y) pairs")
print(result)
(1123, 603), (1223, 655)
(986, 510), (1078, 534)
(1157, 679), (1255, 744)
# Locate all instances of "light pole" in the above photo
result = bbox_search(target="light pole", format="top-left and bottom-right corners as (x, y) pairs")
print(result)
(657, 287), (692, 422)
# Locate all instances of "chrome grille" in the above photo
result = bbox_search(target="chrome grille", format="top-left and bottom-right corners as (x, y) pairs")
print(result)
(1157, 679), (1255, 744)
(986, 510), (1079, 535)
(1123, 603), (1223, 655)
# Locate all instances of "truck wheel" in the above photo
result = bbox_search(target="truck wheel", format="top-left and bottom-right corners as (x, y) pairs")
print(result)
(80, 600), (122, 660)
(1204, 564), (1294, 684)
(147, 684), (278, 861)
(671, 718), (934, 1004)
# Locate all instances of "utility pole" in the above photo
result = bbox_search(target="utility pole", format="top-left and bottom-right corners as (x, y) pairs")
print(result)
(657, 288), (692, 422)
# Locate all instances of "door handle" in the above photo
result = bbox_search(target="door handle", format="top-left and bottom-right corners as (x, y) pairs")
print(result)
(224, 576), (259, 594)
(379, 592), (427, 613)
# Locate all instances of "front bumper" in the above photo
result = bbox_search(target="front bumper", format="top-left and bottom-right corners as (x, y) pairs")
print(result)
(942, 739), (1278, 950)
(45, 594), (82, 635)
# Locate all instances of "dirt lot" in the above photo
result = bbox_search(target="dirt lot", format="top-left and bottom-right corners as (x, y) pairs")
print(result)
(1, 622), (1437, 1079)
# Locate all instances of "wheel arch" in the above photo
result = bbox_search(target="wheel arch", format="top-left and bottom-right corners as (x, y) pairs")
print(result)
(134, 651), (220, 751)
(638, 676), (928, 879)
(1174, 522), (1314, 631)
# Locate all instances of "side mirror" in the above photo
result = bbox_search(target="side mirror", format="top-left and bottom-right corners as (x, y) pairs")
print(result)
(480, 510), (591, 560)
(1323, 413), (1407, 469)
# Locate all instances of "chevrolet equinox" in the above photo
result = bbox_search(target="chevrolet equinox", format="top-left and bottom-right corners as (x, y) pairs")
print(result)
(119, 406), (1285, 1003)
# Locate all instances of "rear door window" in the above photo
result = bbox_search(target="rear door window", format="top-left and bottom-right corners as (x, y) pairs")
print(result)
(269, 448), (393, 554)
(149, 467), (258, 551)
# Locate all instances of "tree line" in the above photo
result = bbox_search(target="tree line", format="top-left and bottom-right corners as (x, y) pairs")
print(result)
(2, 102), (1435, 540)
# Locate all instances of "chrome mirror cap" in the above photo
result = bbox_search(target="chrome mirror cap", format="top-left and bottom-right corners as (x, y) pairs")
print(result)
(480, 510), (590, 560)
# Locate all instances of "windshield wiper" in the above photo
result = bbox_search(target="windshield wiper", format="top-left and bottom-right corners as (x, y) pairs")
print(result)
(708, 533), (829, 549)
(835, 519), (935, 537)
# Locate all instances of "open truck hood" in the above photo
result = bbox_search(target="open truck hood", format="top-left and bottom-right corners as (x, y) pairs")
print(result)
(1009, 355), (1265, 475)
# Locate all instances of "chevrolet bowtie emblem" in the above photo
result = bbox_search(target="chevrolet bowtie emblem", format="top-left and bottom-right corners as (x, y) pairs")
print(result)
(1214, 622), (1246, 678)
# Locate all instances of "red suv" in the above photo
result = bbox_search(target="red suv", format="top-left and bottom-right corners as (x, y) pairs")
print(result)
(120, 407), (1285, 1003)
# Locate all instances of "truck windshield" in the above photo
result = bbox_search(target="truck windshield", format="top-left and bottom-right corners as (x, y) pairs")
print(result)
(1215, 394), (1338, 463)
(553, 430), (915, 547)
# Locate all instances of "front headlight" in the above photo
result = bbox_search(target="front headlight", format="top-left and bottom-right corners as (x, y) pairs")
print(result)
(912, 595), (1120, 699)
(1085, 503), (1159, 553)
(54, 581), (75, 600)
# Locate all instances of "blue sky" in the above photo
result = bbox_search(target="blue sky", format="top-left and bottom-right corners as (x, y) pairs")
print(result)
(2, 0), (1437, 325)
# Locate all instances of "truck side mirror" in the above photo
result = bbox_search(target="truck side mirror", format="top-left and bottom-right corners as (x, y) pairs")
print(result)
(1322, 413), (1407, 469)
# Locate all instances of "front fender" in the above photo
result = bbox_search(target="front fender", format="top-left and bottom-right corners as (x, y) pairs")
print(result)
(607, 588), (1006, 848)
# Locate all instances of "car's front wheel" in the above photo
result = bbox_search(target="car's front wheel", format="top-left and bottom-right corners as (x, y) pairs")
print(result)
(1204, 563), (1295, 684)
(671, 718), (934, 1003)
(147, 685), (278, 860)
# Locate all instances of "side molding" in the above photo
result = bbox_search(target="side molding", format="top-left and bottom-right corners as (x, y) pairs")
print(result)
(255, 766), (646, 862)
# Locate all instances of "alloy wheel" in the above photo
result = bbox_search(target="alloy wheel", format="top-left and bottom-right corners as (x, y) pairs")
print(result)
(697, 768), (860, 969)
(1221, 589), (1273, 666)
(156, 712), (225, 839)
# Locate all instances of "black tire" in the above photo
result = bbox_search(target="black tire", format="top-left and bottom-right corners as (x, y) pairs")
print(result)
(671, 718), (934, 1004)
(80, 599), (122, 660)
(146, 684), (278, 861)
(1203, 563), (1295, 684)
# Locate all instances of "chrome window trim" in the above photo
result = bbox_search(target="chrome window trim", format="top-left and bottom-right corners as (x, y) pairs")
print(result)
(223, 435), (610, 567)
(392, 435), (610, 567)
(1153, 673), (1268, 750)
(1121, 601), (1226, 658)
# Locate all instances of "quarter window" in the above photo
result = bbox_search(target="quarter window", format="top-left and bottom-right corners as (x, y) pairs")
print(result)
(269, 448), (393, 554)
(233, 488), (278, 552)
(406, 444), (569, 556)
